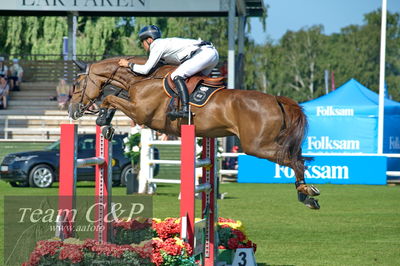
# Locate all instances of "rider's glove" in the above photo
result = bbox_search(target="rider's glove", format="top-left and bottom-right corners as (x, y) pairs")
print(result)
(128, 62), (135, 71)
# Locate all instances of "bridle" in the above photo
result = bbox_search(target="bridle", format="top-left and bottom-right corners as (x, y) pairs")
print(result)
(72, 64), (120, 116)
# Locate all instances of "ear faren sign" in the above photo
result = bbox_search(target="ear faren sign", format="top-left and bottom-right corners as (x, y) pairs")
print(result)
(1, 0), (225, 12)
(20, 0), (145, 8)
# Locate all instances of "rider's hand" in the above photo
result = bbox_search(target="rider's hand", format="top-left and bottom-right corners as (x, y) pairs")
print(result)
(118, 59), (129, 68)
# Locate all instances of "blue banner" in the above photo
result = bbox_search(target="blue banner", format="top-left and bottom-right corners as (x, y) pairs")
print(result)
(238, 155), (387, 185)
(302, 116), (377, 153)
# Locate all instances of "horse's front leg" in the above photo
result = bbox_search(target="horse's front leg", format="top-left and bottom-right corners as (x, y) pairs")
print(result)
(94, 95), (133, 140)
(99, 95), (139, 123)
(96, 99), (116, 127)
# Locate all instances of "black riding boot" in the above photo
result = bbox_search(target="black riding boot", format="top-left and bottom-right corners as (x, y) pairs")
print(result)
(167, 76), (190, 120)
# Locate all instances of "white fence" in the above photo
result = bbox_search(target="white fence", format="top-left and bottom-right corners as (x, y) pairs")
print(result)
(0, 115), (131, 140)
(139, 129), (225, 193)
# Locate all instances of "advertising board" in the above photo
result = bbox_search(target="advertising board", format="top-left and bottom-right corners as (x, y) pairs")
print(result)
(238, 155), (387, 185)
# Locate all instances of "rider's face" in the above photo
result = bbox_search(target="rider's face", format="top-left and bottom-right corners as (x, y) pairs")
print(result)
(142, 38), (152, 52)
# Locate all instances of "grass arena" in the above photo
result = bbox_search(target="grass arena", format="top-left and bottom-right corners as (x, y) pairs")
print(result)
(0, 141), (400, 265)
(0, 180), (399, 265)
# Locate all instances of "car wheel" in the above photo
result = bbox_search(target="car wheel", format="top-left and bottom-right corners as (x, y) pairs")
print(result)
(29, 164), (54, 188)
(120, 164), (134, 187)
(9, 181), (29, 187)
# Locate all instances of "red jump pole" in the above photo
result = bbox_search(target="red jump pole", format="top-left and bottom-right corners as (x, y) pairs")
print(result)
(95, 125), (112, 243)
(58, 124), (78, 239)
(180, 124), (196, 248)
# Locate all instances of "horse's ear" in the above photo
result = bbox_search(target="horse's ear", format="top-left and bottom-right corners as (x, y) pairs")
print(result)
(73, 60), (87, 71)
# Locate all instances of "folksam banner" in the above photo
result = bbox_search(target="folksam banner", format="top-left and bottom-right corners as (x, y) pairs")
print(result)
(237, 155), (387, 185)
(301, 79), (400, 155)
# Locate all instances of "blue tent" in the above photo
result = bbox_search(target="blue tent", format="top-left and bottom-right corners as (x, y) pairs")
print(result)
(301, 78), (400, 154)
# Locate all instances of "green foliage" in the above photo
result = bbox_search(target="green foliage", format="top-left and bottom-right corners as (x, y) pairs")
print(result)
(249, 10), (400, 102)
(123, 129), (141, 164)
(113, 226), (154, 245)
(161, 251), (196, 266)
(1, 9), (400, 102)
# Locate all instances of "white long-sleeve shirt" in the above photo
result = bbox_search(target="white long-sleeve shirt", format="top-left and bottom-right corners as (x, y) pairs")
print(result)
(132, 37), (203, 75)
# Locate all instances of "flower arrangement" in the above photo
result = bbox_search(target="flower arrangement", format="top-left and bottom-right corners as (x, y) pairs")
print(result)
(152, 237), (194, 266)
(23, 238), (153, 266)
(24, 217), (256, 266)
(123, 126), (142, 164)
(217, 218), (257, 252)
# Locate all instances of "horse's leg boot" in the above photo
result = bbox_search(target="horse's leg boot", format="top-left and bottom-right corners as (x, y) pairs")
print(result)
(105, 108), (116, 125)
(96, 107), (108, 126)
(167, 76), (190, 120)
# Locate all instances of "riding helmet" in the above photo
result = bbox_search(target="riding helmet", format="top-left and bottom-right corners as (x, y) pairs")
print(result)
(138, 25), (162, 41)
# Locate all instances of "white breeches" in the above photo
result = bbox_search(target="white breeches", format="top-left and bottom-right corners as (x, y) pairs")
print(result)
(171, 46), (219, 80)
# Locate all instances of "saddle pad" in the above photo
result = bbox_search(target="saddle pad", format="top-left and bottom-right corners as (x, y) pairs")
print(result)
(162, 75), (225, 107)
(189, 84), (224, 107)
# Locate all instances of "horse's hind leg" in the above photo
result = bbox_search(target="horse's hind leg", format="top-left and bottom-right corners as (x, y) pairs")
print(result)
(290, 158), (320, 210)
(245, 141), (320, 209)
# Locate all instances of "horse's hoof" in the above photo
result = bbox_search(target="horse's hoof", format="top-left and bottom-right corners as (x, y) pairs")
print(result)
(304, 197), (320, 210)
(307, 185), (320, 196)
(102, 126), (115, 140)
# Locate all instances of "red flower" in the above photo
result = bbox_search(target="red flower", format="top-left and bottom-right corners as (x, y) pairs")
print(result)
(23, 240), (64, 266)
(151, 251), (164, 266)
(153, 218), (181, 240)
(58, 244), (84, 263)
(113, 218), (152, 231)
(232, 229), (246, 242)
(161, 238), (182, 256)
(218, 217), (237, 223)
(228, 238), (240, 250)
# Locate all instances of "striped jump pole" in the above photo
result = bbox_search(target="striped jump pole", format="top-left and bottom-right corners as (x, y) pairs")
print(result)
(56, 124), (112, 243)
(180, 125), (217, 266)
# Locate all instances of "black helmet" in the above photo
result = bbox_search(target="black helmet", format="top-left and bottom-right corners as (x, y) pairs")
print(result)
(138, 25), (161, 41)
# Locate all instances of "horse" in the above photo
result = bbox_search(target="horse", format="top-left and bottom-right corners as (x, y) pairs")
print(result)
(68, 57), (321, 209)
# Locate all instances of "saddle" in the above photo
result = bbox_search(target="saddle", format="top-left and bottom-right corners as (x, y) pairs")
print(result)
(163, 73), (225, 107)
(166, 74), (224, 94)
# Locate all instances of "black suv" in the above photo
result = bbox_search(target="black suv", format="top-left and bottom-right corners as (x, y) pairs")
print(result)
(0, 134), (157, 188)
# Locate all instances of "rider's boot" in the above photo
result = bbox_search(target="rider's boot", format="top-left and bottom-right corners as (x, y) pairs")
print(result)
(167, 76), (191, 121)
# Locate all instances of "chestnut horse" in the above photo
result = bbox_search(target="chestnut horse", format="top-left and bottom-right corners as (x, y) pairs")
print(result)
(68, 57), (320, 209)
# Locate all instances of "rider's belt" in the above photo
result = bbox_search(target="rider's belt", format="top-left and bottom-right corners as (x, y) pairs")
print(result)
(180, 41), (213, 63)
(196, 41), (213, 47)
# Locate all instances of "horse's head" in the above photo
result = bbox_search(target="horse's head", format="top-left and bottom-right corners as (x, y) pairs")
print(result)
(68, 57), (174, 120)
(68, 61), (103, 119)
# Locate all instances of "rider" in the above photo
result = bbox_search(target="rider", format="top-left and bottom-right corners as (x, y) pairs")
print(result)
(118, 25), (219, 120)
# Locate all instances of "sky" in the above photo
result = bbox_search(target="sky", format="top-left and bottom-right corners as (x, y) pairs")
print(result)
(250, 0), (400, 44)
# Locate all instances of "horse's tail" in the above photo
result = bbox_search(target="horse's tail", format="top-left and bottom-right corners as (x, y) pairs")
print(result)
(275, 96), (309, 164)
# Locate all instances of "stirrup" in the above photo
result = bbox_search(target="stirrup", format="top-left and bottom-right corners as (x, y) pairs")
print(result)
(167, 109), (190, 121)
